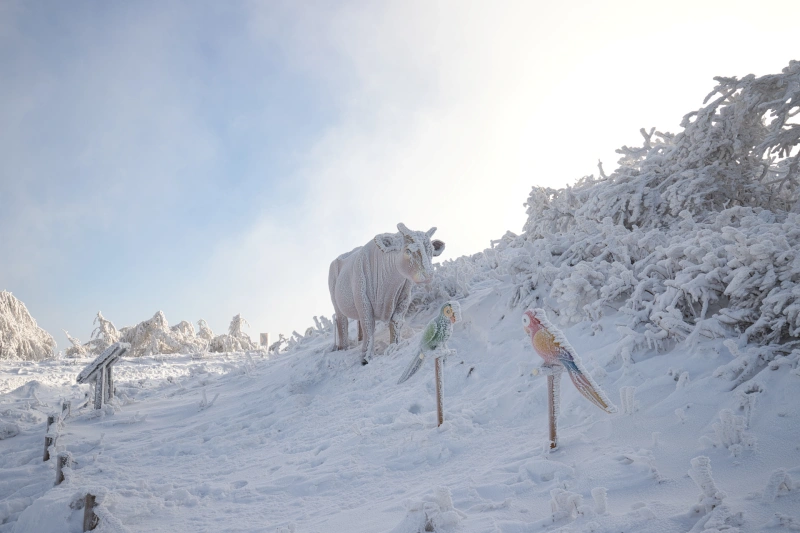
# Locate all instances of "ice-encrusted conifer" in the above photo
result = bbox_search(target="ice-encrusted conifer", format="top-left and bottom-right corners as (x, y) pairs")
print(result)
(197, 319), (214, 342)
(63, 330), (88, 358)
(87, 311), (120, 355)
(0, 291), (56, 361)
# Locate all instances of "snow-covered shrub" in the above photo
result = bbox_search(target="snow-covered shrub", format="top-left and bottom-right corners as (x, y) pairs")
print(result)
(549, 488), (584, 522)
(408, 253), (485, 316)
(387, 487), (465, 533)
(762, 469), (793, 503)
(526, 61), (800, 232)
(208, 314), (259, 353)
(0, 290), (56, 361)
(688, 456), (726, 514)
(591, 487), (608, 515)
(619, 386), (636, 415)
(711, 409), (755, 456)
(269, 333), (289, 355)
(406, 63), (799, 390)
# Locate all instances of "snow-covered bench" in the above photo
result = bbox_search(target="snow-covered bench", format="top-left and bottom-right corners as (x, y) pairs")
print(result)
(76, 342), (130, 409)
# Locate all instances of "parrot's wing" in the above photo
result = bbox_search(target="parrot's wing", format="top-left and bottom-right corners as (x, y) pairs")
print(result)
(397, 352), (426, 384)
(420, 320), (438, 350)
(556, 345), (617, 414)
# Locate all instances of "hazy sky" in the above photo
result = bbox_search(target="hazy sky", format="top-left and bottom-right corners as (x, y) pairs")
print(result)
(1, 0), (797, 350)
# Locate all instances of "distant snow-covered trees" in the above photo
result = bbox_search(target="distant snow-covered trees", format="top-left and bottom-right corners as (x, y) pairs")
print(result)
(63, 311), (264, 358)
(0, 291), (56, 361)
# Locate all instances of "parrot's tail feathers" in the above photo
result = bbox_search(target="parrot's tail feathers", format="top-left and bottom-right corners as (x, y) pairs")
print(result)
(397, 352), (426, 384)
(567, 369), (617, 414)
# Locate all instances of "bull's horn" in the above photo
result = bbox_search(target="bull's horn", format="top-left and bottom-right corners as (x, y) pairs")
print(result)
(397, 223), (411, 236)
(426, 227), (437, 237)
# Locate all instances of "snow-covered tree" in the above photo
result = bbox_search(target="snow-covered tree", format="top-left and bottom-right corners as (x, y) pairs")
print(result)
(208, 314), (258, 353)
(63, 330), (88, 358)
(406, 62), (799, 391)
(0, 291), (56, 361)
(197, 319), (214, 342)
(86, 311), (120, 355)
(524, 61), (800, 234)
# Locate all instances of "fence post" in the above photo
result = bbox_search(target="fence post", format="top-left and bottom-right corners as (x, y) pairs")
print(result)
(93, 366), (106, 410)
(435, 357), (444, 427)
(62, 401), (71, 419)
(44, 434), (55, 462)
(55, 452), (71, 485)
(547, 373), (560, 450)
(105, 365), (114, 402)
(83, 494), (98, 531)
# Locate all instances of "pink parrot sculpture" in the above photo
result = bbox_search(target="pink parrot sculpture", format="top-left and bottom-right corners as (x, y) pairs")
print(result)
(522, 308), (616, 414)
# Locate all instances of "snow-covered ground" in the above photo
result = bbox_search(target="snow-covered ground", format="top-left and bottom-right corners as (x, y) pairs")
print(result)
(2, 273), (799, 532)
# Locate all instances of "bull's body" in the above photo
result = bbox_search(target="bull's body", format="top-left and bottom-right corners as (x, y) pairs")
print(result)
(329, 223), (444, 364)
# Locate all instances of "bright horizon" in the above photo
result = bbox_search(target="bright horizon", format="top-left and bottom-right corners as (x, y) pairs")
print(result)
(1, 0), (797, 350)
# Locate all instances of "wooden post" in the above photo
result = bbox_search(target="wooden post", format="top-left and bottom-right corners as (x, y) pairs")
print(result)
(435, 356), (444, 427)
(83, 494), (98, 531)
(93, 366), (106, 410)
(105, 365), (114, 402)
(46, 414), (56, 432)
(547, 373), (561, 450)
(56, 453), (71, 485)
(44, 435), (55, 462)
(62, 401), (71, 419)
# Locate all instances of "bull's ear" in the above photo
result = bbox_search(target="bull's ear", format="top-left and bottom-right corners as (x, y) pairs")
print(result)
(397, 223), (412, 236)
(432, 239), (445, 256)
(426, 227), (437, 238)
(375, 233), (402, 253)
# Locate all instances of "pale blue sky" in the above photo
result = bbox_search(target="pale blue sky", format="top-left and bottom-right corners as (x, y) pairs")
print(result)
(1, 1), (797, 350)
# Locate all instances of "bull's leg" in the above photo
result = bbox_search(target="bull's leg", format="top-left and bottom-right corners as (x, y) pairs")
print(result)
(389, 320), (400, 344)
(334, 313), (349, 351)
(360, 314), (374, 365)
(355, 256), (375, 365)
(389, 282), (412, 344)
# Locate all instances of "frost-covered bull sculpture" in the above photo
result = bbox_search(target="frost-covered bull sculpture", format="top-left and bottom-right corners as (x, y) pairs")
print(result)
(329, 223), (445, 364)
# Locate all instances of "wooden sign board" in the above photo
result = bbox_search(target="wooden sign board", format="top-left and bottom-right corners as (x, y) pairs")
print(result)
(76, 342), (130, 409)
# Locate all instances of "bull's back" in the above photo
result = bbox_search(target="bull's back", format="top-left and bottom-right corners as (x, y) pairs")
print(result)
(329, 246), (362, 319)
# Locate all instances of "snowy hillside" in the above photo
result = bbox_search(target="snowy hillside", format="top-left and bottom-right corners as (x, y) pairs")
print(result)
(2, 278), (799, 533)
(2, 63), (799, 532)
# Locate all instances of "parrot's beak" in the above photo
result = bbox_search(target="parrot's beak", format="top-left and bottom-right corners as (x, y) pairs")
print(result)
(449, 315), (457, 324)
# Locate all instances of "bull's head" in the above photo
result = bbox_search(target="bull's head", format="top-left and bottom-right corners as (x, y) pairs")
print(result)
(396, 222), (445, 284)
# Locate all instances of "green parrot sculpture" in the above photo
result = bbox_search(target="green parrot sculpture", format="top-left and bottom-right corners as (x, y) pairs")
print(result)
(397, 300), (461, 384)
